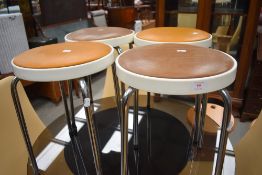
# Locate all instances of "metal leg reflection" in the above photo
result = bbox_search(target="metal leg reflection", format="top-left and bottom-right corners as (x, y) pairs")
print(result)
(133, 149), (140, 175)
(214, 89), (232, 175)
(79, 78), (103, 175)
(11, 77), (40, 175)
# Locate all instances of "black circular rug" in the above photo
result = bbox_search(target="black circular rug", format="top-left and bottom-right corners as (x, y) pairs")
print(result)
(64, 107), (191, 175)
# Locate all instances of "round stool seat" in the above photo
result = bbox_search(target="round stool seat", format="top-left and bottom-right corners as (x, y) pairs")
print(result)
(116, 44), (237, 95)
(134, 27), (212, 47)
(187, 103), (235, 134)
(12, 41), (114, 81)
(65, 27), (135, 47)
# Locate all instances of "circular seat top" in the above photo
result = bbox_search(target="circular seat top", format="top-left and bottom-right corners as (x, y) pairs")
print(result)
(65, 27), (134, 47)
(136, 27), (210, 42)
(12, 41), (114, 81)
(134, 27), (212, 47)
(116, 44), (237, 95)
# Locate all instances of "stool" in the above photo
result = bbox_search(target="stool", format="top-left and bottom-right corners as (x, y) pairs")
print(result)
(134, 27), (212, 101)
(134, 26), (214, 136)
(11, 41), (114, 175)
(116, 44), (237, 175)
(134, 27), (212, 47)
(65, 26), (135, 111)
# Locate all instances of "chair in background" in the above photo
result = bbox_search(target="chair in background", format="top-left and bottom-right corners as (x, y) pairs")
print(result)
(0, 13), (29, 74)
(28, 13), (58, 49)
(214, 16), (243, 54)
(234, 109), (262, 175)
(212, 25), (230, 43)
(90, 9), (108, 27)
(0, 76), (45, 175)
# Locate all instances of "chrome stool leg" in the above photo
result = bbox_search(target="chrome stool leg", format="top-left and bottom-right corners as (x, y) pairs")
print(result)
(68, 80), (88, 174)
(147, 92), (151, 109)
(129, 42), (134, 49)
(121, 82), (126, 97)
(214, 89), (232, 175)
(59, 81), (87, 175)
(146, 92), (152, 160)
(79, 78), (103, 175)
(87, 76), (94, 105)
(198, 94), (208, 148)
(111, 63), (121, 116)
(133, 89), (139, 149)
(114, 47), (126, 97)
(11, 77), (40, 175)
(114, 46), (123, 55)
(120, 87), (136, 175)
(193, 94), (202, 146)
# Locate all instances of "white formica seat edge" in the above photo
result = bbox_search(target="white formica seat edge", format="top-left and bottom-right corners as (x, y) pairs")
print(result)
(65, 31), (135, 47)
(134, 33), (212, 48)
(115, 51), (237, 95)
(11, 47), (114, 82)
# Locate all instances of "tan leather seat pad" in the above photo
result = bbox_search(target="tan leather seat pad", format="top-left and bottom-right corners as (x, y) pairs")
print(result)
(13, 41), (111, 69)
(118, 44), (234, 79)
(187, 104), (235, 134)
(66, 27), (133, 41)
(136, 27), (210, 42)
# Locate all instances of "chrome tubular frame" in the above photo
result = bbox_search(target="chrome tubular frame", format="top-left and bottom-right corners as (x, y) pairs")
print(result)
(129, 42), (134, 49)
(214, 89), (232, 175)
(147, 92), (151, 109)
(198, 93), (207, 148)
(87, 76), (94, 105)
(193, 94), (202, 146)
(79, 78), (103, 175)
(133, 89), (139, 149)
(120, 87), (136, 175)
(114, 46), (126, 98)
(11, 77), (40, 175)
(146, 92), (152, 160)
(111, 63), (121, 115)
(59, 81), (87, 175)
(114, 46), (123, 55)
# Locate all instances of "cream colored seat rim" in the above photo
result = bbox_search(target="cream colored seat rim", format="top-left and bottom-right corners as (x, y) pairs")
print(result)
(134, 33), (212, 48)
(12, 45), (114, 82)
(116, 50), (237, 95)
(65, 30), (135, 47)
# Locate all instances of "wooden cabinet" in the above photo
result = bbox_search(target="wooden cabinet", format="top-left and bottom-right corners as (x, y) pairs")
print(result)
(155, 0), (262, 120)
(242, 58), (262, 120)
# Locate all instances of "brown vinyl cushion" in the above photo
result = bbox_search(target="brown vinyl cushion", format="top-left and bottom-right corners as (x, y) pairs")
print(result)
(13, 41), (111, 69)
(66, 27), (133, 41)
(118, 44), (234, 79)
(136, 27), (210, 42)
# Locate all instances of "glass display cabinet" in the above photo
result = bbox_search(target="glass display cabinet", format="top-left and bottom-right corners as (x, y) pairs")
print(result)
(156, 0), (262, 120)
